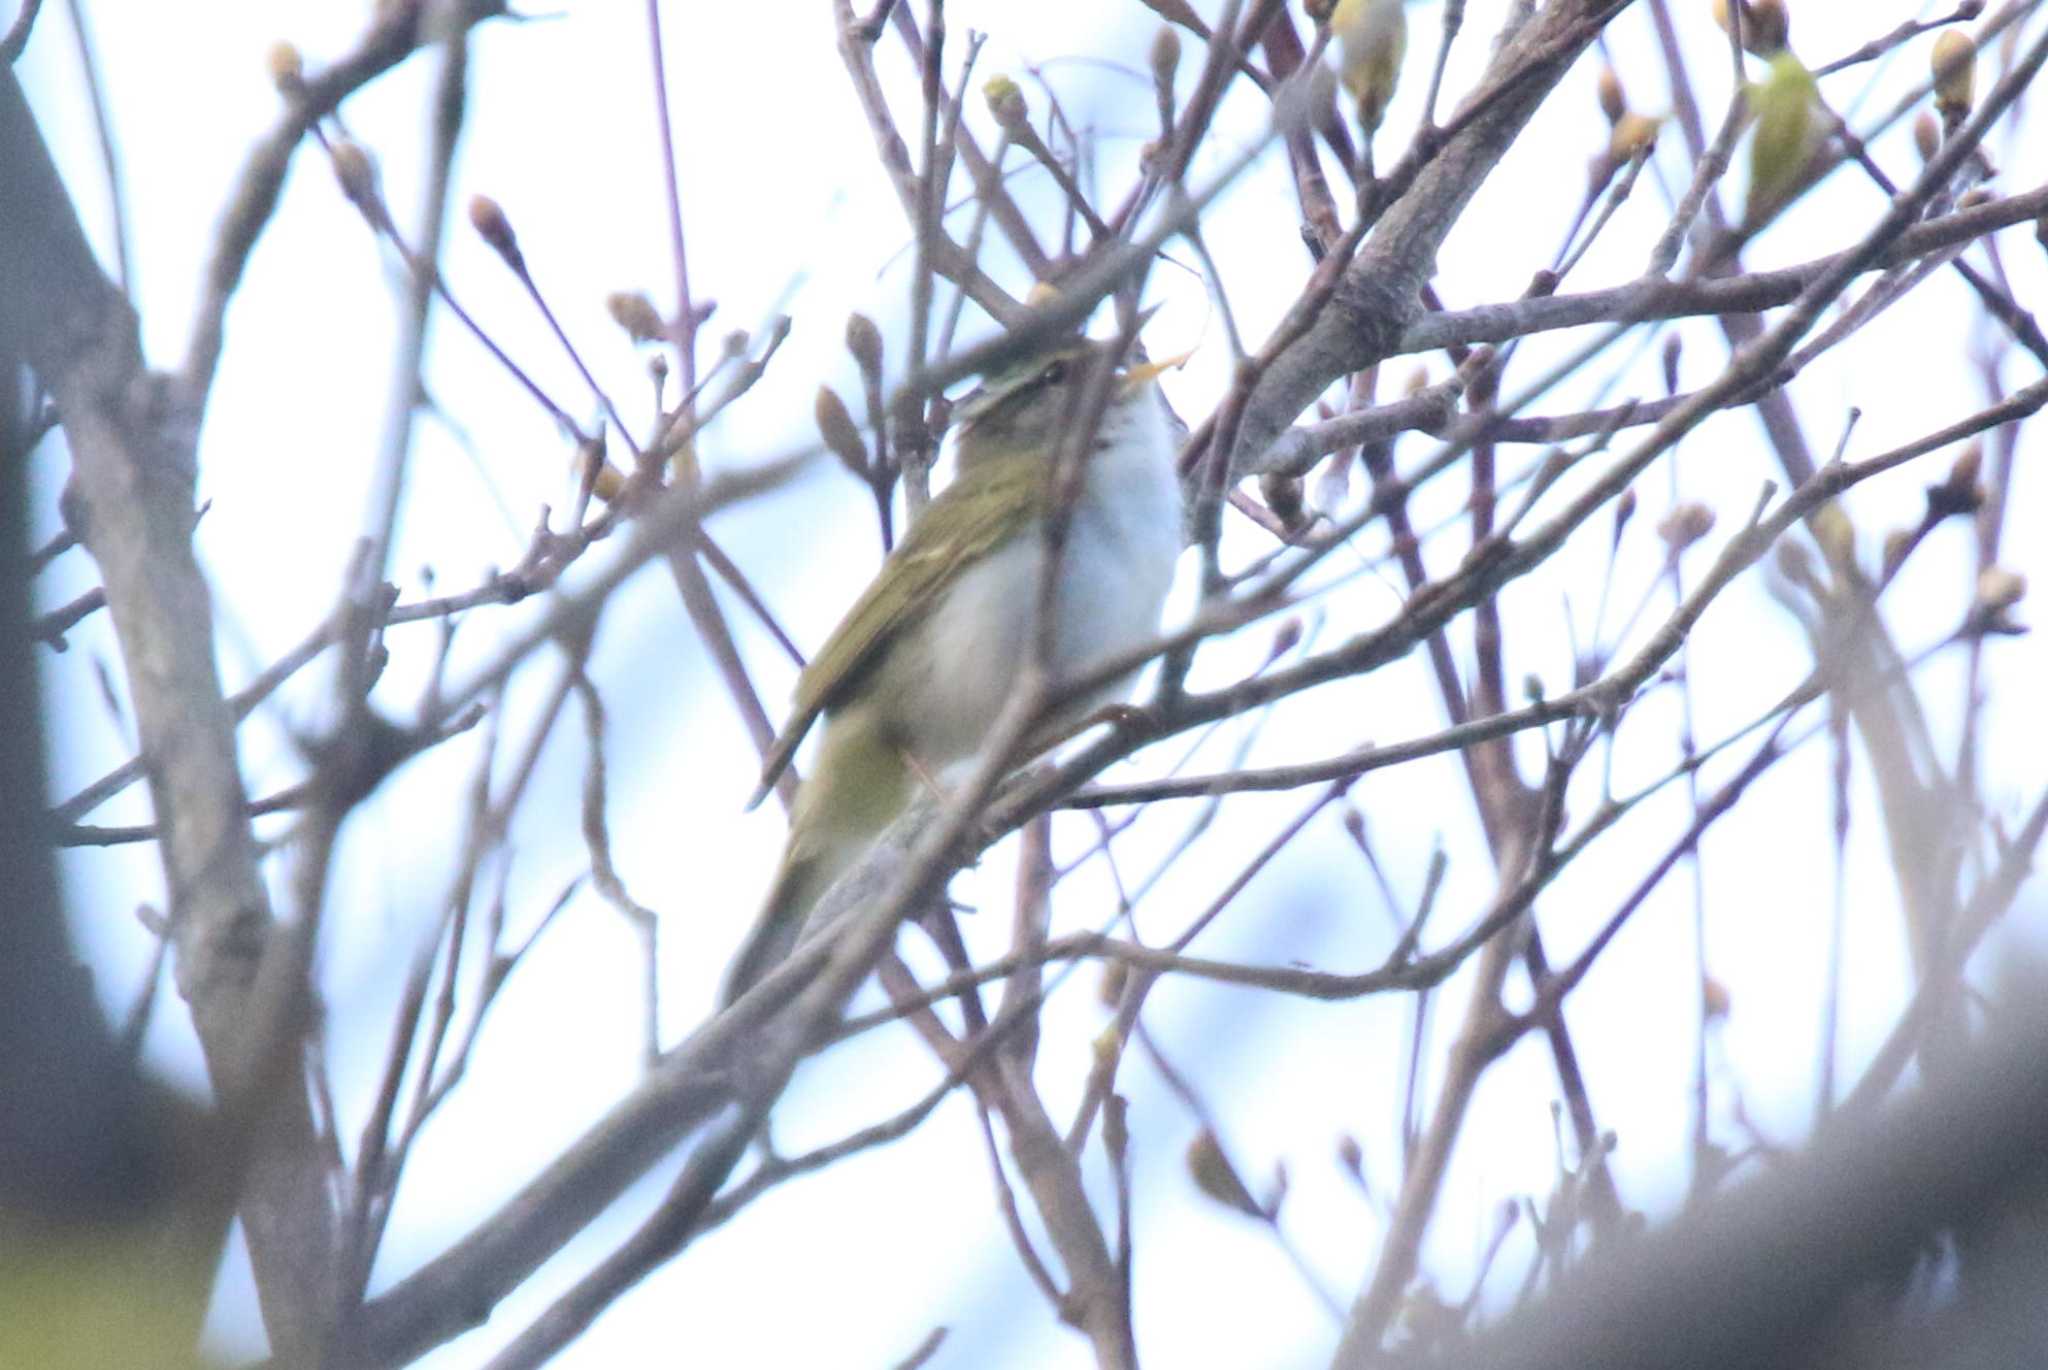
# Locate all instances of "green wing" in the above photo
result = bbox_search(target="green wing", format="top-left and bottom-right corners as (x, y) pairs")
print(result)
(750, 456), (1044, 804)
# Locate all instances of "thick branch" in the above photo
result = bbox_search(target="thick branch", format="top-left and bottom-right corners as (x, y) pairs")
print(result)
(0, 71), (335, 1359)
(1226, 1), (1627, 476)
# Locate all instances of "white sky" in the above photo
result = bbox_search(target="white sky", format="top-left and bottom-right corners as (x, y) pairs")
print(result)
(22, 2), (2048, 1366)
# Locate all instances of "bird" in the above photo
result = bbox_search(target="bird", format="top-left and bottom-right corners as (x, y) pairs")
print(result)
(719, 336), (1185, 1006)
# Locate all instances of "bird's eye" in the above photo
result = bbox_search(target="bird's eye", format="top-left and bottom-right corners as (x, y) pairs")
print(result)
(1039, 359), (1067, 386)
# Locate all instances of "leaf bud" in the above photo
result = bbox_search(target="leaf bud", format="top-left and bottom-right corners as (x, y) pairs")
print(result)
(1656, 501), (1716, 552)
(1597, 66), (1627, 125)
(1977, 565), (2026, 613)
(1336, 1133), (1364, 1181)
(814, 385), (869, 476)
(267, 41), (305, 98)
(1913, 110), (1941, 163)
(1702, 975), (1732, 1019)
(1810, 502), (1857, 569)
(1926, 441), (1985, 521)
(983, 74), (1029, 131)
(1097, 957), (1130, 1007)
(1745, 0), (1789, 55)
(1608, 111), (1661, 162)
(467, 194), (522, 269)
(1774, 536), (1819, 593)
(605, 292), (664, 345)
(1714, 0), (1789, 56)
(845, 312), (884, 383)
(1932, 30), (1976, 121)
(330, 140), (380, 215)
(1187, 1130), (1263, 1218)
(1150, 25), (1182, 93)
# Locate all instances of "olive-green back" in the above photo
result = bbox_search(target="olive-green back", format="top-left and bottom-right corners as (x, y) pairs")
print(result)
(752, 453), (1047, 798)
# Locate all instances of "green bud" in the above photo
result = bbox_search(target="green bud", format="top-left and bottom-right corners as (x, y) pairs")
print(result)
(983, 74), (1028, 130)
(815, 386), (869, 476)
(1187, 1130), (1263, 1219)
(1932, 30), (1976, 121)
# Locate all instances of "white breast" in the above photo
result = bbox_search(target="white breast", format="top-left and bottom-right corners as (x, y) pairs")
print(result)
(889, 386), (1185, 766)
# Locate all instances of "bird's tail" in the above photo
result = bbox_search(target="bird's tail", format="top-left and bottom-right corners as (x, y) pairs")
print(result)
(718, 710), (912, 1008)
(717, 848), (826, 1008)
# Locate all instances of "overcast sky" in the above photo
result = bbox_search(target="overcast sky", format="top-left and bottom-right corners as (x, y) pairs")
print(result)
(22, 2), (2048, 1365)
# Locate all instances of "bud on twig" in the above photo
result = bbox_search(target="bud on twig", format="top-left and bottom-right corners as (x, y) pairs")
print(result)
(1913, 110), (1941, 163)
(1932, 30), (1976, 122)
(267, 41), (305, 99)
(983, 74), (1029, 131)
(1745, 0), (1789, 55)
(1714, 0), (1789, 57)
(1971, 566), (2028, 635)
(845, 312), (884, 383)
(578, 436), (627, 503)
(815, 386), (869, 477)
(1597, 66), (1626, 125)
(606, 292), (665, 345)
(1187, 1130), (1264, 1219)
(1104, 1094), (1129, 1167)
(1608, 111), (1661, 163)
(1337, 1133), (1364, 1183)
(1657, 502), (1716, 554)
(1702, 975), (1732, 1020)
(330, 141), (380, 216)
(1097, 957), (1129, 1007)
(1977, 565), (2026, 614)
(468, 194), (523, 270)
(1810, 503), (1857, 570)
(1775, 536), (1821, 596)
(1150, 26), (1182, 95)
(1926, 442), (1984, 520)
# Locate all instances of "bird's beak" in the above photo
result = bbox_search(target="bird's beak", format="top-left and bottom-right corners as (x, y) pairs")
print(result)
(1121, 348), (1194, 388)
